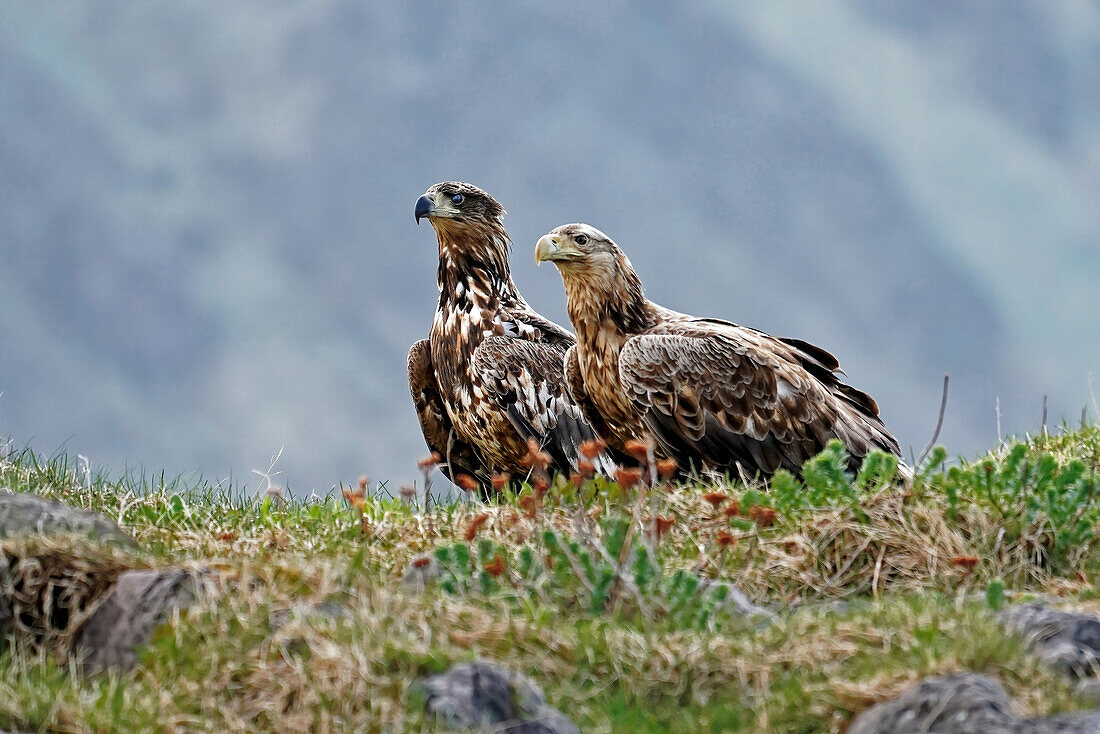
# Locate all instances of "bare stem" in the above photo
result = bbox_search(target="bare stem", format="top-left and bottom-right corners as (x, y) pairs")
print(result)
(916, 374), (950, 468)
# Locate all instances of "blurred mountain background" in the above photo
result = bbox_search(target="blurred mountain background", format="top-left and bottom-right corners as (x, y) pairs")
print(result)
(1, 1), (1097, 494)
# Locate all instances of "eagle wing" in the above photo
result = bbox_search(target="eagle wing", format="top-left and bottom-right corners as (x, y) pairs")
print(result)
(408, 339), (489, 483)
(617, 321), (900, 477)
(471, 328), (613, 476)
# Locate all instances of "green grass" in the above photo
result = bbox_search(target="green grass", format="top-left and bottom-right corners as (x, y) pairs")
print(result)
(1, 426), (1100, 732)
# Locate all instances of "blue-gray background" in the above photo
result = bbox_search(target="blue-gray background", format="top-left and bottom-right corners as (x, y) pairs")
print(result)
(1, 2), (1098, 494)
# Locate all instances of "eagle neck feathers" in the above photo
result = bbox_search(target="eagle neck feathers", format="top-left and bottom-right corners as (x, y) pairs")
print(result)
(560, 253), (659, 447)
(564, 253), (656, 350)
(434, 221), (525, 319)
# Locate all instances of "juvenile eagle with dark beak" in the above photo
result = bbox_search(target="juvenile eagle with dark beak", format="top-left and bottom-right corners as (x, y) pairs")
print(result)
(407, 184), (615, 493)
(536, 223), (904, 479)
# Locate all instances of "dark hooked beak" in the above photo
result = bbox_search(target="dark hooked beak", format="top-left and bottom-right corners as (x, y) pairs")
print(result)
(414, 195), (434, 224)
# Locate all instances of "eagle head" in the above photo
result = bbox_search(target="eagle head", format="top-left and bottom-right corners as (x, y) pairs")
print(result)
(537, 223), (650, 330)
(535, 223), (620, 270)
(415, 182), (505, 227)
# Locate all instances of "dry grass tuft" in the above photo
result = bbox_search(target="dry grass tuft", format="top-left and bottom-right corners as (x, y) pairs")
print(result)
(0, 536), (143, 656)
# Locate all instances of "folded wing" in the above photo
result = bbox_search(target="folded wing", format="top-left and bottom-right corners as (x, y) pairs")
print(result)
(408, 339), (489, 483)
(473, 333), (616, 476)
(618, 320), (900, 476)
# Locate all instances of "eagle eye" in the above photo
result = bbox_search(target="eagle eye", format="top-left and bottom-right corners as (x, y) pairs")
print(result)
(574, 233), (589, 246)
(451, 193), (464, 205)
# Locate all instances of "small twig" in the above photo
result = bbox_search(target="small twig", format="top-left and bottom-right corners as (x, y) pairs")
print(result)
(995, 397), (1003, 446)
(416, 456), (438, 536)
(645, 435), (658, 488)
(1082, 406), (1089, 430)
(547, 527), (598, 598)
(585, 526), (654, 619)
(607, 478), (651, 612)
(645, 435), (658, 541)
(871, 544), (886, 598)
(1090, 372), (1099, 421)
(1041, 394), (1048, 436)
(616, 482), (649, 568)
(572, 505), (592, 544)
(420, 459), (434, 513)
(916, 375), (950, 468)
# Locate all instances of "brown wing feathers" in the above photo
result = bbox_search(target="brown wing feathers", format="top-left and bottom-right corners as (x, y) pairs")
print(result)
(536, 222), (904, 480)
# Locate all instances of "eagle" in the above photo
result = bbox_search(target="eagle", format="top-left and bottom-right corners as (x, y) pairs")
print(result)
(535, 223), (904, 479)
(408, 183), (614, 492)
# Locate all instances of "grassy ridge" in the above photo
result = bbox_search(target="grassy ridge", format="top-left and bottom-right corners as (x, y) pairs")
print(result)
(1, 426), (1099, 732)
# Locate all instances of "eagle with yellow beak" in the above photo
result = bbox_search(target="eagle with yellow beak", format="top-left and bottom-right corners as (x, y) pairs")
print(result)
(536, 223), (904, 479)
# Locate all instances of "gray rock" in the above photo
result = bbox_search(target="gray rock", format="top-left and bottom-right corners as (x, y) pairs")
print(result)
(848, 673), (1100, 734)
(1038, 711), (1100, 733)
(0, 492), (132, 545)
(72, 567), (201, 674)
(414, 660), (579, 734)
(1003, 603), (1100, 677)
(848, 674), (1016, 734)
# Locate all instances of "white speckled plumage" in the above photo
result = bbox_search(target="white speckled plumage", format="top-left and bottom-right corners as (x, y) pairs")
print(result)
(408, 184), (617, 490)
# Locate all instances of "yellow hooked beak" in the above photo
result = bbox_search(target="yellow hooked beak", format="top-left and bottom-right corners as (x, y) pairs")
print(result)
(534, 234), (561, 266)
